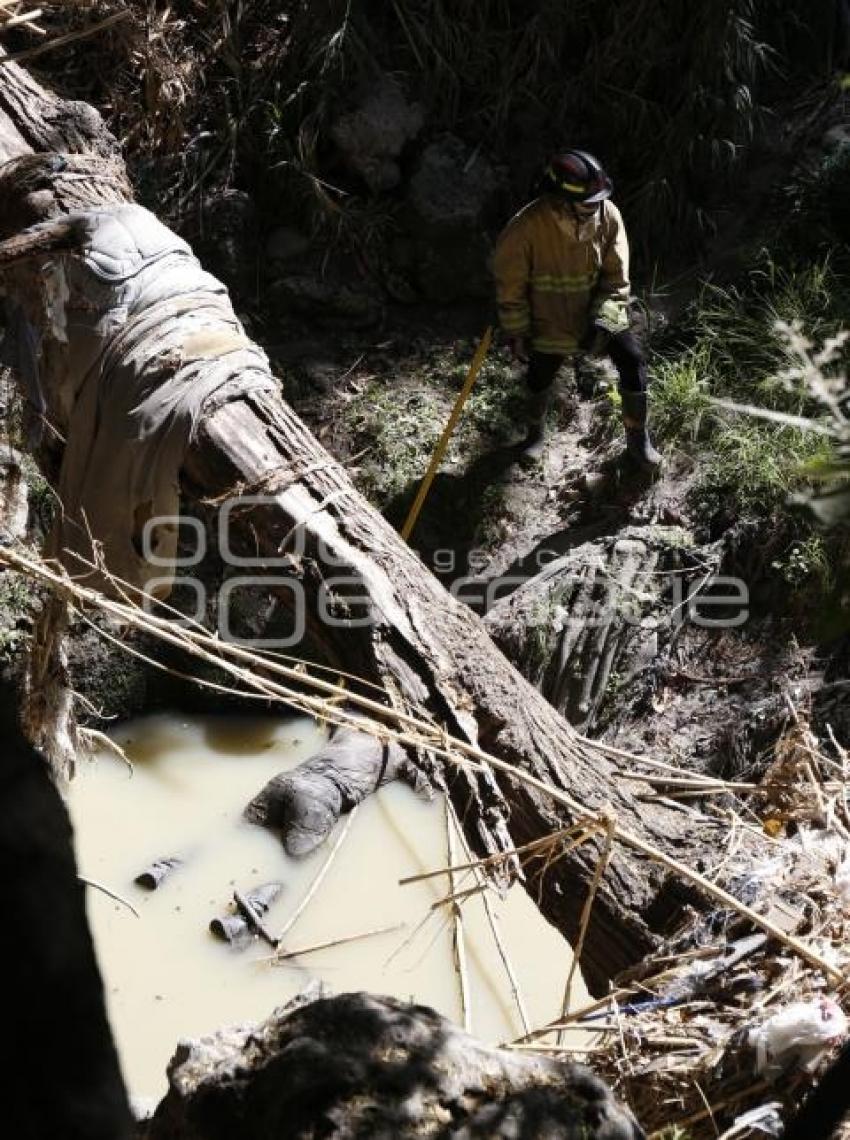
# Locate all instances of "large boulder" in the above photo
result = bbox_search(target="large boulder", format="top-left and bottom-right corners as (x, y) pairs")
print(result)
(191, 189), (259, 300)
(144, 990), (645, 1139)
(400, 134), (503, 301)
(330, 76), (424, 193)
(268, 271), (384, 328)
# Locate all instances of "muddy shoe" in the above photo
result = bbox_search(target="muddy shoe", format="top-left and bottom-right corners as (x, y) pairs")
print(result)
(620, 389), (662, 471)
(520, 422), (547, 460)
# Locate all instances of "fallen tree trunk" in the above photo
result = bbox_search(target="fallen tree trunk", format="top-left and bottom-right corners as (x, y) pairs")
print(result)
(181, 386), (697, 992)
(0, 53), (742, 996)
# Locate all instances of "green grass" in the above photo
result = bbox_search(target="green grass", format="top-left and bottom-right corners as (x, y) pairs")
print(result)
(697, 419), (832, 516)
(0, 567), (37, 665)
(347, 380), (446, 505)
(650, 257), (848, 520)
(650, 346), (713, 445)
(771, 532), (834, 590)
(343, 344), (525, 507)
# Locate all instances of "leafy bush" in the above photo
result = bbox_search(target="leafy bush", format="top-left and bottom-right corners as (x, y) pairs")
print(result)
(51, 0), (841, 264)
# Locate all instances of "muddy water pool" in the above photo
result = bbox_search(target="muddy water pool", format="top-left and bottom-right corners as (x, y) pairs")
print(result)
(66, 712), (588, 1101)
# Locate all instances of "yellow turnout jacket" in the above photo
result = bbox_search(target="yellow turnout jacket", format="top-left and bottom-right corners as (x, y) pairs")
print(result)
(493, 195), (631, 355)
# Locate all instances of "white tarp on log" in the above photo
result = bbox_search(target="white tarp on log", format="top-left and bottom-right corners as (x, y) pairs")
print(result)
(4, 203), (277, 595)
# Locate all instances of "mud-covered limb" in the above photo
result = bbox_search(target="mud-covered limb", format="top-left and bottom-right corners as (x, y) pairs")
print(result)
(135, 855), (185, 890)
(145, 990), (646, 1140)
(210, 883), (283, 949)
(244, 723), (426, 857)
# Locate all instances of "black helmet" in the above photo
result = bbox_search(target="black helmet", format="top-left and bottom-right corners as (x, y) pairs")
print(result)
(542, 149), (613, 203)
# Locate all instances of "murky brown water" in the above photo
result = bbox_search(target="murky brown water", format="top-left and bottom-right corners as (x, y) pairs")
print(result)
(66, 713), (588, 1101)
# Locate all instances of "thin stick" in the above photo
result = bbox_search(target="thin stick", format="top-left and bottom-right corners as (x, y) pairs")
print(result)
(448, 799), (530, 1036)
(79, 726), (133, 774)
(431, 883), (487, 910)
(481, 887), (530, 1035)
(446, 796), (472, 1033)
(646, 1080), (770, 1139)
(274, 807), (358, 948)
(2, 9), (46, 33)
(504, 1042), (604, 1054)
(0, 9), (130, 65)
(399, 821), (595, 886)
(509, 986), (639, 1044)
(271, 922), (405, 962)
(709, 396), (838, 436)
(558, 814), (616, 1041)
(78, 874), (140, 918)
(692, 1078), (721, 1138)
(234, 889), (278, 948)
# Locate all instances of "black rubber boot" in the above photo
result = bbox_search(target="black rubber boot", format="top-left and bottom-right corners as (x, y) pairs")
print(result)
(620, 388), (662, 470)
(518, 387), (553, 459)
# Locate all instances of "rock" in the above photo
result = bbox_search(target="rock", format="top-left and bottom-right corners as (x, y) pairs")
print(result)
(330, 76), (424, 192)
(407, 135), (500, 230)
(269, 272), (384, 328)
(65, 619), (157, 723)
(266, 226), (311, 262)
(144, 990), (645, 1139)
(402, 134), (502, 300)
(192, 190), (258, 299)
(821, 124), (850, 151)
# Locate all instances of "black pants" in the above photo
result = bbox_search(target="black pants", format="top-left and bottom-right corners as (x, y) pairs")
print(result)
(526, 330), (647, 394)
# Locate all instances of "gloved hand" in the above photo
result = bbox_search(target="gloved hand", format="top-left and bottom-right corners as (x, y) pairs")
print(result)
(579, 320), (610, 356)
(506, 335), (529, 362)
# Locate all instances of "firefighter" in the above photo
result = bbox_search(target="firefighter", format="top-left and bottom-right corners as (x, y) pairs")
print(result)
(493, 149), (662, 469)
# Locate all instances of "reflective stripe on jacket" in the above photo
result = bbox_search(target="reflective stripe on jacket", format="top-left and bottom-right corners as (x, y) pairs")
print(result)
(492, 196), (631, 354)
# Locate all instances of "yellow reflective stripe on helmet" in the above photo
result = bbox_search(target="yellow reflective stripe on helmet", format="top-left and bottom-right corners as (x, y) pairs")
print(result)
(546, 166), (586, 193)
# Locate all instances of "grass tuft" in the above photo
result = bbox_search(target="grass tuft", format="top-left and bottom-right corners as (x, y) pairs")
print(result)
(650, 256), (849, 520)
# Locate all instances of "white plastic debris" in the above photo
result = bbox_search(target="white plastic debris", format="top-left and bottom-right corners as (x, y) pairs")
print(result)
(750, 997), (847, 1076)
(718, 1102), (783, 1139)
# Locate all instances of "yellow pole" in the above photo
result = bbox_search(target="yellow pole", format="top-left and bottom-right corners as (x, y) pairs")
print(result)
(400, 325), (492, 543)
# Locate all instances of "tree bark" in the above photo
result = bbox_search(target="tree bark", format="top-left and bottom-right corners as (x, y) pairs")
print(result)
(0, 52), (717, 996)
